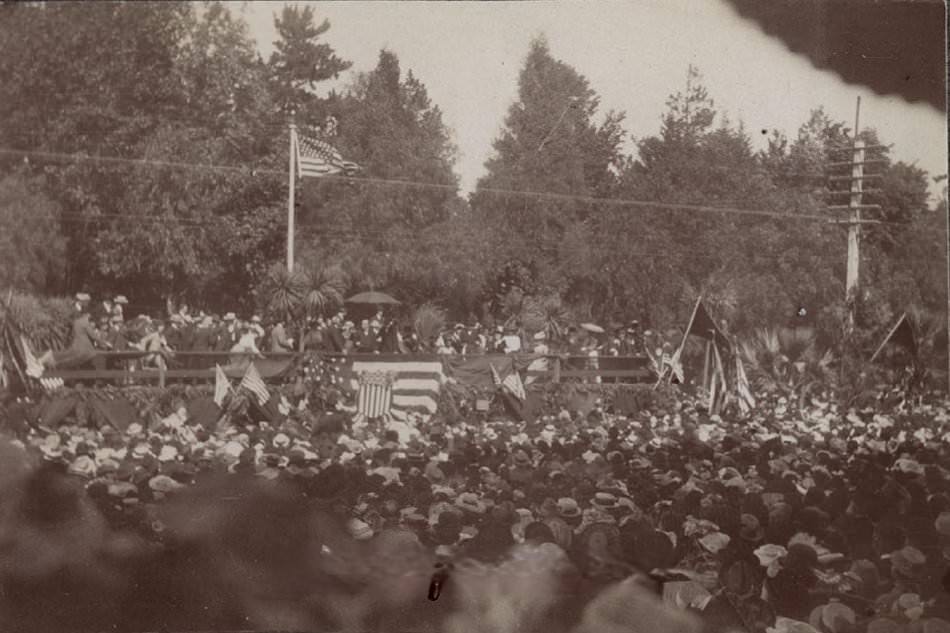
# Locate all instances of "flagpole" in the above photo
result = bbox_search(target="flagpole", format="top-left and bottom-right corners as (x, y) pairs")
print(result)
(287, 115), (297, 273)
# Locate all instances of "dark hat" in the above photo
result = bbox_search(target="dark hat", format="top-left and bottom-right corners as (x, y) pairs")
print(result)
(739, 513), (765, 542)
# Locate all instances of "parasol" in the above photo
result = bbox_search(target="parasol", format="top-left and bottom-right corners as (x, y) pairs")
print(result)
(345, 291), (401, 306)
(580, 323), (605, 334)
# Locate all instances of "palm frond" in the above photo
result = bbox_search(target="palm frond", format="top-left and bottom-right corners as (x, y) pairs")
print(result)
(262, 263), (306, 320)
(413, 302), (446, 348)
(520, 294), (572, 340)
(303, 264), (347, 317)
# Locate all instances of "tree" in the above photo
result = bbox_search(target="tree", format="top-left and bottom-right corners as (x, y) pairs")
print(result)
(473, 37), (624, 318)
(0, 172), (65, 293)
(0, 3), (292, 310)
(294, 49), (461, 295)
(268, 4), (351, 116)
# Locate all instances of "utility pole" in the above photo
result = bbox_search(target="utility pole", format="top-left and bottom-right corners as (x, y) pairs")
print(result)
(825, 97), (885, 329)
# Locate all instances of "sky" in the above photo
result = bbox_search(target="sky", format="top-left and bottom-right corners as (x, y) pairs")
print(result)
(241, 0), (947, 198)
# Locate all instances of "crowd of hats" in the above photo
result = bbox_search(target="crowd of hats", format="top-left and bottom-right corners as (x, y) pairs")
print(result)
(9, 386), (950, 632)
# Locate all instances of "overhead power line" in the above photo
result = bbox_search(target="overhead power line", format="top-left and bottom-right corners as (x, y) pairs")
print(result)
(0, 145), (878, 225)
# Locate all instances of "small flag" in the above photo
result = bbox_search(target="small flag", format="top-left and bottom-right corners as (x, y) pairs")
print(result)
(357, 371), (394, 419)
(681, 296), (727, 346)
(20, 335), (45, 377)
(214, 364), (231, 407)
(503, 369), (526, 402)
(735, 354), (756, 415)
(19, 336), (64, 393)
(295, 132), (360, 178)
(707, 343), (728, 414)
(490, 362), (525, 401)
(38, 376), (65, 393)
(490, 363), (503, 387)
(240, 362), (270, 406)
(664, 350), (685, 385)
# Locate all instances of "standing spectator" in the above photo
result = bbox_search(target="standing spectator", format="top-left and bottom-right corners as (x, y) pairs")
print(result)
(97, 296), (114, 323)
(192, 315), (216, 368)
(104, 315), (130, 369)
(532, 331), (550, 355)
(302, 317), (325, 352)
(502, 326), (522, 354)
(37, 293), (112, 370)
(215, 313), (239, 352)
(270, 319), (294, 353)
(355, 319), (378, 353)
(342, 321), (357, 354)
(136, 320), (172, 370)
(491, 327), (505, 353)
(379, 317), (401, 353)
(325, 315), (346, 353)
(229, 326), (264, 368)
(112, 295), (129, 322)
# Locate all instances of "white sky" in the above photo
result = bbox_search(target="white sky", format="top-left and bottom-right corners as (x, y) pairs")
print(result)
(241, 0), (947, 197)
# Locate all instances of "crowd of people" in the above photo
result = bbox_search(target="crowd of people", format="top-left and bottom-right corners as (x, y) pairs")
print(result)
(3, 376), (950, 632)
(37, 292), (649, 373)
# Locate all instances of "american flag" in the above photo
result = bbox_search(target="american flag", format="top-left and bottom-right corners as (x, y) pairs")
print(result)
(321, 355), (443, 418)
(19, 336), (64, 394)
(295, 132), (360, 178)
(356, 371), (394, 419)
(214, 364), (232, 406)
(490, 362), (526, 402)
(240, 362), (270, 406)
(735, 354), (756, 415)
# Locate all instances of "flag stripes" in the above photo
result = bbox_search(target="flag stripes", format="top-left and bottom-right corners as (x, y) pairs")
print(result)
(490, 362), (526, 401)
(348, 358), (443, 415)
(295, 132), (360, 178)
(18, 336), (64, 393)
(357, 371), (394, 419)
(240, 362), (270, 405)
(735, 354), (756, 414)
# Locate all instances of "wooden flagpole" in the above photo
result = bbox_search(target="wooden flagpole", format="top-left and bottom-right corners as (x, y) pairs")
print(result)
(287, 116), (297, 273)
(703, 340), (712, 392)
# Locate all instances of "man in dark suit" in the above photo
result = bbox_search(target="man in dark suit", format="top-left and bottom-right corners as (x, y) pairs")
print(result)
(324, 314), (347, 353)
(214, 313), (238, 352)
(192, 315), (216, 369)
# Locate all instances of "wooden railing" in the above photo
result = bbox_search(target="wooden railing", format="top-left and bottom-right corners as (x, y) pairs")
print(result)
(43, 351), (655, 386)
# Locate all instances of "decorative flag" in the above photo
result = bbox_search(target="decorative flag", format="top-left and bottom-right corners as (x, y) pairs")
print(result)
(240, 362), (270, 406)
(295, 131), (360, 178)
(735, 354), (756, 415)
(503, 368), (526, 402)
(664, 350), (685, 385)
(490, 361), (526, 402)
(356, 371), (394, 419)
(490, 362), (503, 387)
(871, 313), (918, 362)
(680, 296), (727, 346)
(707, 343), (728, 414)
(214, 364), (232, 407)
(20, 335), (45, 377)
(328, 355), (444, 418)
(19, 336), (64, 393)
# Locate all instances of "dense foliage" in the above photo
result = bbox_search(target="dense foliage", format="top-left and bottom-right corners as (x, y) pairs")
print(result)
(0, 4), (944, 366)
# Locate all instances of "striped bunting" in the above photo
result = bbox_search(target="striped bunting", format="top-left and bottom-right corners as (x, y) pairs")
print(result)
(329, 356), (444, 417)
